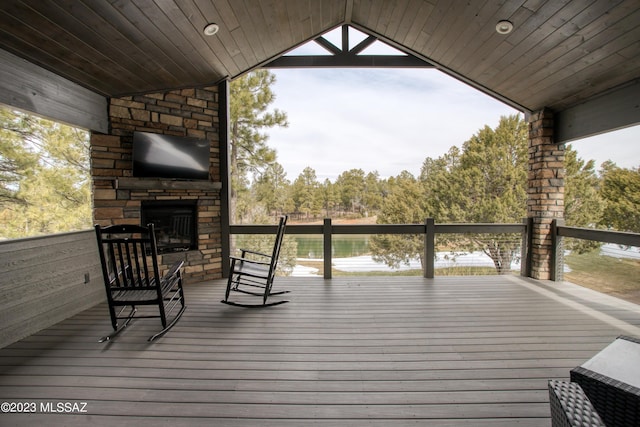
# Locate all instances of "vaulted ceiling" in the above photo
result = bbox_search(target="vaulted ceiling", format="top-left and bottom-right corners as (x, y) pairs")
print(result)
(1, 0), (639, 116)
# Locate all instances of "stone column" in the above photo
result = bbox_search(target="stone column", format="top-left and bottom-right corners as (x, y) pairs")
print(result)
(527, 108), (564, 280)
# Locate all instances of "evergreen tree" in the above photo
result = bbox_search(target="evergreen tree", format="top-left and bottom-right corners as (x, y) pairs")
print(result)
(370, 171), (429, 269)
(254, 162), (293, 217)
(291, 167), (321, 219)
(335, 168), (367, 214)
(420, 146), (463, 221)
(230, 70), (288, 222)
(454, 114), (529, 223)
(563, 145), (604, 252)
(319, 178), (339, 217)
(600, 165), (640, 233)
(564, 145), (603, 227)
(372, 115), (529, 274)
(440, 115), (528, 273)
(362, 171), (383, 215)
(0, 107), (91, 238)
(0, 108), (38, 206)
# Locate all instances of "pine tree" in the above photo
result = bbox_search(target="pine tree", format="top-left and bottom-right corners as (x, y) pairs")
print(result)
(335, 168), (367, 215)
(600, 165), (640, 233)
(230, 70), (288, 222)
(437, 115), (528, 273)
(0, 108), (38, 206)
(0, 107), (91, 238)
(254, 162), (293, 217)
(370, 171), (429, 270)
(291, 167), (321, 219)
(563, 145), (604, 252)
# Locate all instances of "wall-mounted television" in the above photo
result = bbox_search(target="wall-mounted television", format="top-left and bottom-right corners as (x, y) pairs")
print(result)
(132, 131), (210, 180)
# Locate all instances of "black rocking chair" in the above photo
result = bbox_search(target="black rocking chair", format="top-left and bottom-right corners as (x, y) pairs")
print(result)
(222, 215), (290, 307)
(95, 223), (186, 342)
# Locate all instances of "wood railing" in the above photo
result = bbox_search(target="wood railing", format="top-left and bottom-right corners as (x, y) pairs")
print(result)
(552, 219), (640, 281)
(230, 218), (531, 279)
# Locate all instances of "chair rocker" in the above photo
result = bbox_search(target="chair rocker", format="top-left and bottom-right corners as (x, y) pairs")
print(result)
(222, 215), (290, 308)
(95, 223), (186, 342)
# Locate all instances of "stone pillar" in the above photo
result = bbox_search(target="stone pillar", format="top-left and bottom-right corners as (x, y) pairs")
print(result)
(527, 108), (564, 280)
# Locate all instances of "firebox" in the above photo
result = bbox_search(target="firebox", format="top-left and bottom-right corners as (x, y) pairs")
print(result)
(141, 201), (197, 253)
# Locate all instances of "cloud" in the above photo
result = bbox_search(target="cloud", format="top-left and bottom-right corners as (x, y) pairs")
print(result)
(266, 68), (638, 182)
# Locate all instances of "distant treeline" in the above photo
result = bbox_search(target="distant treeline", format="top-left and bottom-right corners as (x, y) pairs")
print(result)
(235, 115), (639, 237)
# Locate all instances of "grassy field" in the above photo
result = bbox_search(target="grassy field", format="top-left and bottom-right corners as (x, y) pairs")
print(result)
(564, 249), (640, 303)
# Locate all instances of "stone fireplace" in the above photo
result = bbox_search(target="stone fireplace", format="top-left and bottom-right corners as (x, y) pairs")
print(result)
(91, 85), (224, 282)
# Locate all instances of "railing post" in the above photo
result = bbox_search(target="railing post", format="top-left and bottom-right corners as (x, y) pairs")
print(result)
(323, 218), (332, 279)
(521, 217), (533, 277)
(425, 218), (435, 278)
(219, 79), (231, 278)
(551, 219), (564, 282)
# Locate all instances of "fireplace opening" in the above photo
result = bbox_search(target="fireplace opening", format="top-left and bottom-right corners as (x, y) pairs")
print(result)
(141, 201), (197, 253)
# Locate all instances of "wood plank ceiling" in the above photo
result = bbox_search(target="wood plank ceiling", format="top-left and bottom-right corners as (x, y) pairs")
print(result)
(0, 0), (639, 113)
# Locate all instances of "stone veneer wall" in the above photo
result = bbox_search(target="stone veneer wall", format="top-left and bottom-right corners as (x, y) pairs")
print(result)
(91, 87), (223, 283)
(527, 108), (564, 280)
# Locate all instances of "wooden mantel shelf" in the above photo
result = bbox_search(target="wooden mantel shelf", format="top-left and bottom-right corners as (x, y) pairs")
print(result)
(115, 177), (222, 191)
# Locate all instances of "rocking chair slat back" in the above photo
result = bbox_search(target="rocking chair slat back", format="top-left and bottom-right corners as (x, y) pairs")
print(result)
(222, 215), (290, 308)
(95, 223), (186, 341)
(100, 227), (158, 291)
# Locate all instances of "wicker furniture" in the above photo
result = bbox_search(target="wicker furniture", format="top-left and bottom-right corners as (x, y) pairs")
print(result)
(549, 380), (605, 427)
(570, 335), (640, 427)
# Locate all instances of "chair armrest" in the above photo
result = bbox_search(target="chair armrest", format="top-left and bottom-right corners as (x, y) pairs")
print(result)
(230, 255), (270, 266)
(163, 260), (184, 280)
(240, 249), (272, 259)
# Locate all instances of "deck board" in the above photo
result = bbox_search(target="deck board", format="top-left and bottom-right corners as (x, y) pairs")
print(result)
(1, 275), (640, 426)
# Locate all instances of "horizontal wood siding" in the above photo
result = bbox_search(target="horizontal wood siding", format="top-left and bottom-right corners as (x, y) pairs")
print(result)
(1, 276), (640, 425)
(0, 231), (105, 348)
(0, 48), (107, 132)
(556, 79), (640, 142)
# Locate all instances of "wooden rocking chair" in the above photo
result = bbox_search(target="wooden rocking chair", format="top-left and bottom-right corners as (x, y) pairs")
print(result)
(95, 223), (186, 342)
(222, 215), (290, 307)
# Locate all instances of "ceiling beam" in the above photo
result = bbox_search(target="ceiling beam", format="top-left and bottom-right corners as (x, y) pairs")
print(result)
(350, 35), (377, 55)
(266, 25), (434, 69)
(0, 48), (107, 132)
(267, 55), (434, 68)
(314, 36), (342, 56)
(556, 79), (640, 143)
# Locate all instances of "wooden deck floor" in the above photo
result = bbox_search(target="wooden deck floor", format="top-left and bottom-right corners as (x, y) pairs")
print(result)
(2, 275), (640, 426)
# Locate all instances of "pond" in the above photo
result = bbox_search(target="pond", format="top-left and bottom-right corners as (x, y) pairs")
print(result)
(291, 234), (422, 275)
(294, 234), (371, 259)
(289, 235), (518, 276)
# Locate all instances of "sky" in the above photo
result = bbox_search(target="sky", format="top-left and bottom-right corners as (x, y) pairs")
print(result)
(263, 28), (639, 183)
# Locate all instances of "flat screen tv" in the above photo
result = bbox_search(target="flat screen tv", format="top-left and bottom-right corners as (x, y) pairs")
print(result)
(132, 131), (210, 180)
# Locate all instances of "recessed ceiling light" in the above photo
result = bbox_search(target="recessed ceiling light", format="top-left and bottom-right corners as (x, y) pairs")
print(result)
(203, 23), (220, 36)
(495, 20), (513, 35)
